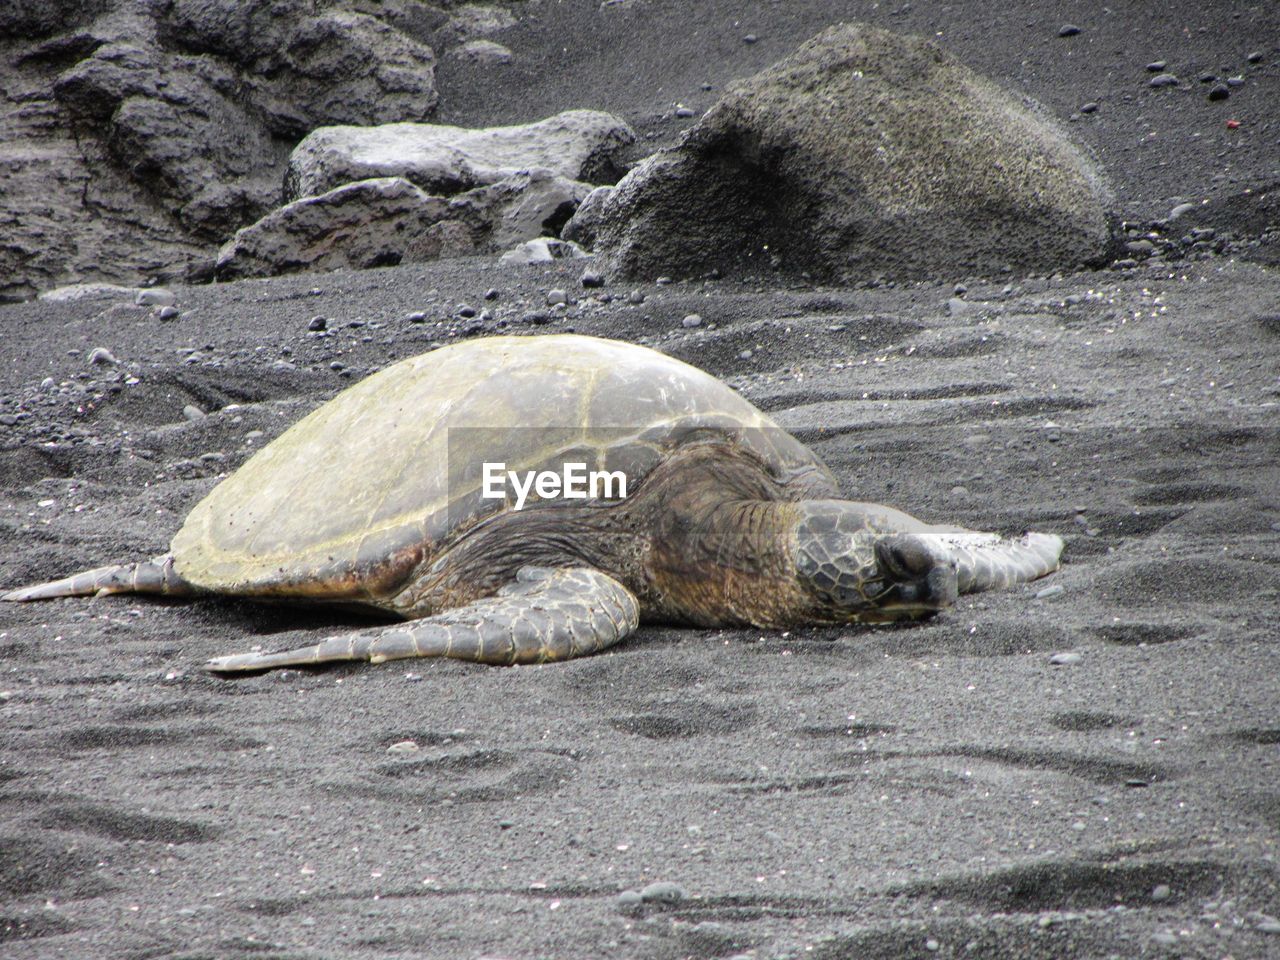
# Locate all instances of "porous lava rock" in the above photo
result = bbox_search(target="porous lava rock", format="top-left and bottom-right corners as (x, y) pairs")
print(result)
(592, 22), (1114, 281)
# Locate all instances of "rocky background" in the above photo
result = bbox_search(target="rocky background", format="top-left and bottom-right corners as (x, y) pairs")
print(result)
(1, 2), (1279, 959)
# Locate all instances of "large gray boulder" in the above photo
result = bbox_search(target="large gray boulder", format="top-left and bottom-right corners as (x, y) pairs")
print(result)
(286, 110), (635, 200)
(593, 22), (1114, 282)
(216, 170), (592, 280)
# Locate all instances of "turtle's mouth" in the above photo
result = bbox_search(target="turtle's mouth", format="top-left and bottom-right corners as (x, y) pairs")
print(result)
(866, 535), (959, 619)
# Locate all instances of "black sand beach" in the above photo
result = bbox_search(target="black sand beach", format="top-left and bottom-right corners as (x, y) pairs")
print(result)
(2, 3), (1279, 958)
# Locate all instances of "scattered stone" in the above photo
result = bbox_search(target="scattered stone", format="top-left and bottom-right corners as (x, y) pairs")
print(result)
(1168, 202), (1197, 220)
(1080, 102), (1099, 114)
(593, 23), (1112, 282)
(546, 289), (568, 306)
(1149, 73), (1179, 88)
(743, 34), (758, 44)
(616, 890), (643, 911)
(457, 305), (476, 318)
(1125, 239), (1155, 256)
(308, 316), (328, 331)
(640, 881), (686, 904)
(738, 349), (753, 360)
(452, 39), (513, 65)
(286, 110), (635, 200)
(1058, 24), (1081, 37)
(136, 287), (176, 307)
(386, 740), (419, 754)
(1049, 651), (1082, 665)
(39, 283), (140, 303)
(675, 106), (695, 119)
(1146, 60), (1168, 72)
(1247, 52), (1264, 64)
(484, 288), (500, 300)
(682, 313), (702, 328)
(498, 819), (515, 830)
(499, 237), (589, 265)
(182, 404), (206, 422)
(950, 485), (969, 497)
(87, 347), (117, 365)
(1151, 884), (1172, 902)
(406, 311), (426, 324)
(1208, 83), (1230, 101)
(581, 270), (605, 288)
(156, 305), (180, 320)
(627, 290), (646, 305)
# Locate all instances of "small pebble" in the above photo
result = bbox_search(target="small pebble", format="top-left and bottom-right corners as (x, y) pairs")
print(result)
(135, 287), (175, 307)
(1049, 651), (1082, 666)
(950, 485), (969, 497)
(1168, 202), (1196, 220)
(675, 106), (695, 118)
(743, 34), (758, 44)
(483, 288), (500, 300)
(87, 347), (117, 365)
(581, 270), (605, 288)
(1257, 918), (1280, 934)
(1080, 101), (1099, 114)
(628, 290), (646, 305)
(640, 881), (686, 904)
(156, 305), (180, 320)
(1149, 73), (1179, 88)
(406, 311), (426, 324)
(1058, 24), (1081, 37)
(308, 315), (327, 331)
(182, 404), (206, 422)
(329, 361), (344, 371)
(1207, 83), (1230, 101)
(738, 349), (753, 360)
(925, 940), (940, 953)
(682, 313), (702, 328)
(1150, 932), (1178, 946)
(616, 890), (643, 911)
(457, 304), (476, 318)
(386, 740), (419, 754)
(1226, 76), (1244, 87)
(1146, 60), (1167, 72)
(1151, 884), (1172, 902)
(1035, 584), (1065, 600)
(546, 289), (567, 306)
(1247, 52), (1263, 64)
(655, 276), (672, 285)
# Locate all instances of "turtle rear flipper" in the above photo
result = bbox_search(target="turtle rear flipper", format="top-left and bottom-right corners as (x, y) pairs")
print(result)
(2, 555), (195, 601)
(205, 566), (640, 672)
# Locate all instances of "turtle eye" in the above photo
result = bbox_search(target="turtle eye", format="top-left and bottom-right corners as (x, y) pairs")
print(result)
(875, 535), (935, 579)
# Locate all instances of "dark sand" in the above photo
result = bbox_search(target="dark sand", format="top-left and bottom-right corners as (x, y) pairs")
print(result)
(3, 3), (1280, 959)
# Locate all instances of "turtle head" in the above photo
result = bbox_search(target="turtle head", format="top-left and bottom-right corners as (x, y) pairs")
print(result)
(790, 502), (959, 622)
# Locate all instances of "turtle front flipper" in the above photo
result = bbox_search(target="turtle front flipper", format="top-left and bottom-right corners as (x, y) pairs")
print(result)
(2, 555), (196, 601)
(906, 531), (1064, 593)
(205, 566), (640, 672)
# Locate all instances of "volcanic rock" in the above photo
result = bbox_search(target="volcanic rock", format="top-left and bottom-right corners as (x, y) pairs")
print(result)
(592, 22), (1114, 282)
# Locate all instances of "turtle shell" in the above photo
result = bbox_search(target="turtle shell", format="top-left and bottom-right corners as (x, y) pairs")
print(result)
(170, 334), (833, 598)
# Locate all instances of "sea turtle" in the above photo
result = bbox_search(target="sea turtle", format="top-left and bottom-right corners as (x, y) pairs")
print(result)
(4, 334), (1063, 672)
